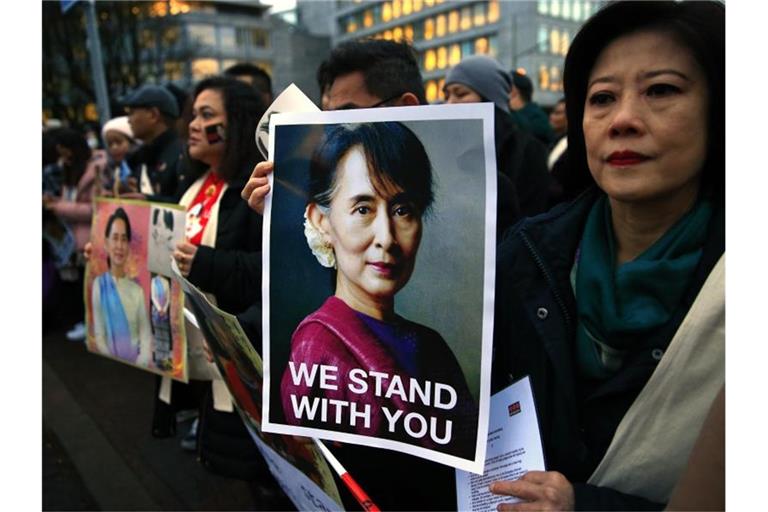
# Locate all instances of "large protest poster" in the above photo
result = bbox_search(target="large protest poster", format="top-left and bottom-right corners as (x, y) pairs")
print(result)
(85, 198), (187, 381)
(171, 261), (343, 510)
(261, 104), (497, 474)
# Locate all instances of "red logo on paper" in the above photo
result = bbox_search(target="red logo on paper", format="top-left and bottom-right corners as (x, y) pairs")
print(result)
(508, 401), (521, 416)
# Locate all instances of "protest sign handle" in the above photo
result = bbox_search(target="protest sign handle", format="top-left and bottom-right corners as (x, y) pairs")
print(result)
(313, 439), (381, 512)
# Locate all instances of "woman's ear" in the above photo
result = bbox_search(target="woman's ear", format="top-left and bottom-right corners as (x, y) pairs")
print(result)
(306, 203), (331, 244)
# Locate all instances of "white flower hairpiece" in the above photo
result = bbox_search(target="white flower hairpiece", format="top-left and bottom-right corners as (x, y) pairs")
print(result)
(303, 206), (335, 268)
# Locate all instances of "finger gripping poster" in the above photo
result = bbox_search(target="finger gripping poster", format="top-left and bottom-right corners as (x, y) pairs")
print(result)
(261, 104), (497, 474)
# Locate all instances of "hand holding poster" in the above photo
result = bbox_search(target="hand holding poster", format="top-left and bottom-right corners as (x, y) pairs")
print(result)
(262, 103), (497, 474)
(85, 198), (187, 381)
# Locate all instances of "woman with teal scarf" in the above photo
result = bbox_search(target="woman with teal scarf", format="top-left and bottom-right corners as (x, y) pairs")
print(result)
(489, 2), (725, 511)
(92, 207), (152, 366)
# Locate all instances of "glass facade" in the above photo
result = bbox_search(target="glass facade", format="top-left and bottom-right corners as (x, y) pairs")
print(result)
(336, 0), (592, 103)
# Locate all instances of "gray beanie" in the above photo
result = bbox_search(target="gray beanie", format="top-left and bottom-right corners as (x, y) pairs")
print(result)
(445, 55), (511, 113)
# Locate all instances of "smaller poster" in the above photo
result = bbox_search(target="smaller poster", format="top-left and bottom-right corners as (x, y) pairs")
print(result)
(171, 261), (343, 510)
(85, 198), (187, 381)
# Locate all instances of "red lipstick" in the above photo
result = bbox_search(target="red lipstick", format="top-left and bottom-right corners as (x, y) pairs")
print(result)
(607, 150), (650, 167)
(368, 261), (397, 277)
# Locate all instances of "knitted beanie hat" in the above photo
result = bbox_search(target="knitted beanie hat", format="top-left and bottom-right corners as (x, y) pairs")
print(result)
(101, 116), (135, 143)
(445, 55), (511, 112)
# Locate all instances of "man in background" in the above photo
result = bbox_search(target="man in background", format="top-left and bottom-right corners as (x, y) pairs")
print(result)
(225, 62), (274, 107)
(122, 85), (183, 202)
(508, 70), (555, 145)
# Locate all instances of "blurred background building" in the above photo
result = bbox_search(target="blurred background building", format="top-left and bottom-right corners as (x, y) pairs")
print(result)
(330, 0), (600, 106)
(42, 0), (328, 126)
(42, 0), (599, 126)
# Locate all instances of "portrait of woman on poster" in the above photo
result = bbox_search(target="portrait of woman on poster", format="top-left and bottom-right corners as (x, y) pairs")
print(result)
(91, 207), (152, 366)
(280, 122), (478, 459)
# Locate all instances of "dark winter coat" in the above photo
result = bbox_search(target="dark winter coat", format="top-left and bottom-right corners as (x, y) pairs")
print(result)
(491, 189), (725, 510)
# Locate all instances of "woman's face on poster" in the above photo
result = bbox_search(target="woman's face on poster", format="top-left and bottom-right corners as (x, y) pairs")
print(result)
(106, 217), (130, 269)
(321, 146), (422, 301)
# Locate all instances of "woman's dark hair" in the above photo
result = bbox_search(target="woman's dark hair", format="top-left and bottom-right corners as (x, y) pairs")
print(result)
(188, 75), (265, 182)
(309, 122), (434, 215)
(53, 127), (93, 186)
(153, 208), (174, 231)
(105, 207), (132, 240)
(563, 0), (725, 204)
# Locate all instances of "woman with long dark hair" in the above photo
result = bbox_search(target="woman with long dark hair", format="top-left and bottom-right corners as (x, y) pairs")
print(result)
(168, 75), (267, 478)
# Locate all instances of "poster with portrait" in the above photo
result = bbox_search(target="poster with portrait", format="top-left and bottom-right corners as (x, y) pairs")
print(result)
(171, 261), (343, 509)
(261, 104), (497, 474)
(85, 198), (187, 381)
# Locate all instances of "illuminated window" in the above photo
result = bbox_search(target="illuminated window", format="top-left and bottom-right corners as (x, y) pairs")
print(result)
(188, 24), (216, 47)
(424, 49), (436, 70)
(140, 28), (156, 49)
(162, 26), (181, 46)
(414, 0), (423, 12)
(382, 2), (392, 22)
(426, 80), (438, 103)
(560, 30), (570, 56)
(393, 26), (403, 40)
(393, 0), (402, 19)
(425, 0), (434, 6)
(424, 18), (434, 40)
(164, 61), (183, 81)
(460, 7), (472, 31)
(384, 30), (393, 40)
(436, 14), (446, 38)
(169, 0), (191, 15)
(364, 9), (373, 28)
(473, 3), (486, 26)
(538, 25), (548, 52)
(437, 46), (447, 69)
(475, 37), (489, 55)
(251, 28), (268, 48)
(346, 18), (358, 33)
(573, 0), (582, 21)
(449, 43), (461, 66)
(461, 40), (473, 57)
(150, 1), (168, 17)
(403, 0), (412, 15)
(550, 29), (560, 54)
(192, 58), (219, 80)
(538, 0), (549, 15)
(448, 10), (459, 33)
(550, 0), (560, 17)
(550, 65), (561, 91)
(488, 35), (498, 57)
(437, 78), (446, 101)
(538, 64), (550, 90)
(405, 24), (414, 41)
(219, 26), (236, 49)
(488, 0), (500, 23)
(563, 0), (571, 19)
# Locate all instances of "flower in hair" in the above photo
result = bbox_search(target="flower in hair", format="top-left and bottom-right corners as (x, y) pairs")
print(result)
(303, 208), (335, 268)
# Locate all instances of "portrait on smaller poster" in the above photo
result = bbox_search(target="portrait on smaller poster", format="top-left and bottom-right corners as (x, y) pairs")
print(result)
(261, 104), (497, 474)
(85, 198), (187, 380)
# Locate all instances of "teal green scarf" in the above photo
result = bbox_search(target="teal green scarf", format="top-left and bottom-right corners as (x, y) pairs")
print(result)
(574, 195), (713, 379)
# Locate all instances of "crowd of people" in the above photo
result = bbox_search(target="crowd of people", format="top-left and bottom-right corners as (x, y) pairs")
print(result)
(43, 1), (725, 510)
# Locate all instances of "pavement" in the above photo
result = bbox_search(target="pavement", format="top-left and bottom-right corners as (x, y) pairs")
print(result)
(42, 316), (295, 511)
